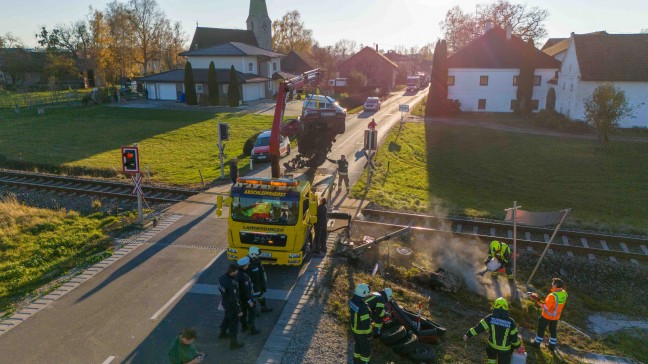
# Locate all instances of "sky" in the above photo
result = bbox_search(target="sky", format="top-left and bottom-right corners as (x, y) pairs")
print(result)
(1, 0), (647, 50)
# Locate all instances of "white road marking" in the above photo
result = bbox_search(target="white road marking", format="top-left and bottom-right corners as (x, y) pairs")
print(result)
(150, 251), (223, 320)
(189, 284), (291, 301)
(102, 356), (116, 364)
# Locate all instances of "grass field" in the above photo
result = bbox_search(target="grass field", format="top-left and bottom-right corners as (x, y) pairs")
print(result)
(0, 106), (275, 186)
(0, 195), (133, 314)
(351, 122), (648, 234)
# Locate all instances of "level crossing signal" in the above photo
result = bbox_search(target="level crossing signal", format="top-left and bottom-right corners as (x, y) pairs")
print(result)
(364, 129), (378, 151)
(121, 146), (140, 174)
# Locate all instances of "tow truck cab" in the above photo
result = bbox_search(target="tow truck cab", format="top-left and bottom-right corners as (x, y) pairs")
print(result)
(219, 177), (317, 266)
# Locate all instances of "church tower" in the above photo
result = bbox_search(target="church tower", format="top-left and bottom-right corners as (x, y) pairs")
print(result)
(247, 0), (272, 50)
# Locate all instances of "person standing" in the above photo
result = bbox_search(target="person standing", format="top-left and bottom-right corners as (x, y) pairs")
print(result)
(327, 155), (349, 192)
(236, 257), (259, 335)
(229, 158), (238, 185)
(246, 246), (273, 313)
(168, 328), (203, 364)
(218, 264), (245, 349)
(530, 278), (568, 351)
(365, 288), (392, 335)
(463, 297), (523, 364)
(367, 118), (377, 130)
(349, 283), (373, 364)
(313, 197), (328, 255)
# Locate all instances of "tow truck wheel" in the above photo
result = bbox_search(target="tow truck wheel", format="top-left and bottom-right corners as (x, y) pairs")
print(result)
(392, 333), (418, 354)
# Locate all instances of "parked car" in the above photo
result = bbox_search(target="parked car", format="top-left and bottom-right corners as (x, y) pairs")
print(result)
(364, 97), (381, 112)
(251, 130), (291, 161)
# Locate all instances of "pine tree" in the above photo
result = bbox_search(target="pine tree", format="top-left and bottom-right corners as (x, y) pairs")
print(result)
(426, 40), (449, 116)
(425, 40), (440, 117)
(184, 61), (197, 105)
(207, 61), (219, 106)
(515, 38), (535, 114)
(228, 65), (241, 107)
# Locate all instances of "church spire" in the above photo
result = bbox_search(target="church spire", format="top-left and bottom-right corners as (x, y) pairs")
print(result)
(247, 0), (272, 50)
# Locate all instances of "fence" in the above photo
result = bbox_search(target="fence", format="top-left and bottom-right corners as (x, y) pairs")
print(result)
(0, 90), (88, 110)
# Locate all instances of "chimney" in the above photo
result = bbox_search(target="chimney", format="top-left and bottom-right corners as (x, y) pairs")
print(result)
(375, 44), (379, 52)
(485, 20), (492, 32)
(506, 24), (512, 39)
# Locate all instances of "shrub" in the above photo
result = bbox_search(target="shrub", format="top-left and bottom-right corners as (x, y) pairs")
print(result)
(242, 131), (263, 157)
(532, 110), (592, 133)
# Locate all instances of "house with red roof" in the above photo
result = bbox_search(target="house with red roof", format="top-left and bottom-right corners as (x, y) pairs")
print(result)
(447, 25), (561, 113)
(554, 32), (648, 127)
(336, 46), (399, 91)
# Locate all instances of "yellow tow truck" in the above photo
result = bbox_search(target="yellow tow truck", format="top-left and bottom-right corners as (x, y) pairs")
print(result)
(217, 177), (318, 265)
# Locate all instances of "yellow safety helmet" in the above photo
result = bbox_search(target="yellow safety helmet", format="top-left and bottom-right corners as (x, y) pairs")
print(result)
(493, 297), (509, 311)
(490, 240), (502, 252)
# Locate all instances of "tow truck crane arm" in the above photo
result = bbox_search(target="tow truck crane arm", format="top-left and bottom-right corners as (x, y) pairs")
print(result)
(270, 69), (320, 178)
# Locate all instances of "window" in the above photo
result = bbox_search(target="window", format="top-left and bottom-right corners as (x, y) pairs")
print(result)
(479, 75), (489, 86)
(248, 63), (253, 72)
(510, 99), (518, 110)
(533, 75), (541, 86)
(195, 84), (203, 94)
(531, 99), (539, 110)
(223, 84), (229, 94)
(478, 99), (486, 110)
(447, 75), (455, 86)
(273, 62), (277, 71)
(513, 76), (518, 86)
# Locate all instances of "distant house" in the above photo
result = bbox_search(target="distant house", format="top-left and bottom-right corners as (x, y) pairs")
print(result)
(141, 0), (277, 102)
(336, 46), (399, 91)
(553, 32), (648, 128)
(281, 51), (324, 75)
(447, 25), (561, 113)
(0, 48), (46, 88)
(141, 42), (282, 102)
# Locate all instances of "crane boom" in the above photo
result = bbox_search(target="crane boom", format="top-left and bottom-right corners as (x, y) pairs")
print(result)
(270, 69), (320, 178)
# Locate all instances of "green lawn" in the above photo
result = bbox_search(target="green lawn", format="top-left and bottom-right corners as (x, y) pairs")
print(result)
(0, 196), (126, 313)
(351, 122), (648, 233)
(0, 89), (91, 109)
(0, 106), (274, 186)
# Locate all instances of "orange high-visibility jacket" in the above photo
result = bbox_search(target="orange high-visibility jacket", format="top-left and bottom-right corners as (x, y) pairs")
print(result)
(540, 288), (568, 321)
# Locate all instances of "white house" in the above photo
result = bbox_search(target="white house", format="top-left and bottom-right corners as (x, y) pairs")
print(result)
(447, 26), (561, 113)
(553, 32), (648, 128)
(140, 0), (278, 102)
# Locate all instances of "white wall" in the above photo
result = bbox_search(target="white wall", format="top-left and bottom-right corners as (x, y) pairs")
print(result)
(187, 56), (259, 73)
(448, 68), (557, 112)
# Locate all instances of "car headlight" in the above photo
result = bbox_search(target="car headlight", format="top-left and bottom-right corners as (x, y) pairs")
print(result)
(227, 248), (238, 253)
(289, 253), (301, 258)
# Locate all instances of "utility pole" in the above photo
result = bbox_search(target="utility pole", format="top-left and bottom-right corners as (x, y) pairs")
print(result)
(133, 143), (143, 224)
(218, 125), (224, 178)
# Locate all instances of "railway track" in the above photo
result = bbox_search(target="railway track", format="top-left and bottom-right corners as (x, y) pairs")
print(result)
(0, 169), (199, 203)
(354, 208), (648, 264)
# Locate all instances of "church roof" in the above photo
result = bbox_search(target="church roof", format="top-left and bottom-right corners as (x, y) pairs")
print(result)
(180, 42), (282, 58)
(190, 27), (259, 50)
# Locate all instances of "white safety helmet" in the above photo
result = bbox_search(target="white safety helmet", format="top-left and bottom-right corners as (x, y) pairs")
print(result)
(237, 256), (250, 267)
(249, 246), (261, 258)
(382, 288), (393, 301)
(354, 283), (370, 298)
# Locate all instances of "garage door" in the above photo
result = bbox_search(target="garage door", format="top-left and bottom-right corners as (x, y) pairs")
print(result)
(146, 84), (157, 100)
(243, 83), (262, 101)
(159, 84), (177, 100)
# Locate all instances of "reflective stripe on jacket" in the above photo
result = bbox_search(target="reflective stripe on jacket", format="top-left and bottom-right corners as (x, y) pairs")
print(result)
(488, 243), (511, 263)
(349, 295), (372, 335)
(365, 292), (386, 327)
(541, 288), (568, 320)
(466, 313), (521, 351)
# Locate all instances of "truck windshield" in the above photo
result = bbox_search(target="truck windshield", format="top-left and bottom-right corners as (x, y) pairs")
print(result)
(231, 188), (300, 226)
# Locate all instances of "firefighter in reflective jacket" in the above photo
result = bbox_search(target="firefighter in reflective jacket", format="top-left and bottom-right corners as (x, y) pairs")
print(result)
(349, 283), (373, 364)
(486, 240), (513, 279)
(530, 277), (568, 351)
(365, 288), (393, 335)
(463, 297), (522, 364)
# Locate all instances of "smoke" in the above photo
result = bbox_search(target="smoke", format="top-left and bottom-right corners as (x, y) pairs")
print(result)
(408, 232), (511, 299)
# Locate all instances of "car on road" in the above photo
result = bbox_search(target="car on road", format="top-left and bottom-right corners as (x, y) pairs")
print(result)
(302, 94), (347, 121)
(364, 97), (381, 112)
(251, 130), (291, 161)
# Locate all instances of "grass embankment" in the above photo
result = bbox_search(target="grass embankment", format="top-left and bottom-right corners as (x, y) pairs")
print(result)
(323, 245), (648, 363)
(0, 196), (135, 314)
(0, 106), (275, 186)
(351, 122), (648, 234)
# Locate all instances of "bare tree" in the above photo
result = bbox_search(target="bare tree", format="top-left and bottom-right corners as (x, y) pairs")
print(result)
(128, 0), (170, 75)
(333, 39), (357, 60)
(272, 10), (314, 54)
(441, 0), (549, 53)
(160, 21), (186, 71)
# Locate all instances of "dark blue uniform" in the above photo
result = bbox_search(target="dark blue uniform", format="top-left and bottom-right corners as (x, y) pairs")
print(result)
(219, 273), (241, 344)
(349, 294), (373, 364)
(236, 270), (256, 332)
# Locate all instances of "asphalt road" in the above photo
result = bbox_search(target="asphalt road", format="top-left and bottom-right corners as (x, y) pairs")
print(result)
(0, 89), (426, 364)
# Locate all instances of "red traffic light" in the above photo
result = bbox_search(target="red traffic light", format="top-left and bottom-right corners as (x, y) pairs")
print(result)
(121, 146), (140, 174)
